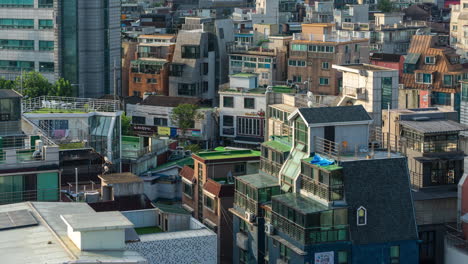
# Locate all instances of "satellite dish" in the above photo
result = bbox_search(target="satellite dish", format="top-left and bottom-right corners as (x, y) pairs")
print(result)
(307, 91), (314, 98)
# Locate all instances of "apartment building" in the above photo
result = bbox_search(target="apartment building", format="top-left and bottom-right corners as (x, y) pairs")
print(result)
(128, 34), (176, 97)
(287, 23), (369, 95)
(181, 148), (260, 264)
(0, 90), (60, 205)
(333, 63), (399, 125)
(400, 35), (468, 111)
(0, 0), (122, 97)
(303, 1), (334, 23)
(230, 105), (420, 264)
(450, 0), (468, 61)
(333, 4), (369, 29)
(382, 108), (467, 264)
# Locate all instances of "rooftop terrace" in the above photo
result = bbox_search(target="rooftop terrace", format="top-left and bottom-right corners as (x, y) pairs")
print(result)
(273, 193), (328, 214)
(23, 96), (121, 114)
(237, 173), (279, 189)
(195, 149), (260, 160)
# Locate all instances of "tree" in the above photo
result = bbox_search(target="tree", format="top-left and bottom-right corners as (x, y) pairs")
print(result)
(377, 0), (394, 13)
(14, 71), (52, 98)
(170, 104), (203, 133)
(52, 78), (74, 97)
(121, 113), (132, 136)
(0, 77), (14, 90)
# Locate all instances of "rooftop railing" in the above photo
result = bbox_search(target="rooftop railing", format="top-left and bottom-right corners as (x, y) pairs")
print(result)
(23, 96), (121, 114)
(0, 188), (60, 205)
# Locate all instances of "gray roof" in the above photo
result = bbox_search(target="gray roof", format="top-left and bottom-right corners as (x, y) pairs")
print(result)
(399, 120), (468, 134)
(0, 89), (21, 98)
(61, 211), (133, 232)
(297, 105), (372, 125)
(340, 157), (419, 244)
(237, 173), (279, 189)
(272, 193), (328, 215)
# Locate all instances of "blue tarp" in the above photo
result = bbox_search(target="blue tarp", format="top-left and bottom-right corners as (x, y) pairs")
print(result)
(310, 154), (334, 167)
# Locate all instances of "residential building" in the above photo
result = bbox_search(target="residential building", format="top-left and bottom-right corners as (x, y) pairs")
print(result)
(181, 148), (260, 264)
(126, 95), (217, 148)
(218, 73), (297, 148)
(288, 23), (369, 95)
(169, 17), (234, 106)
(371, 13), (428, 55)
(122, 40), (138, 97)
(230, 105), (420, 264)
(333, 63), (399, 125)
(334, 4), (369, 29)
(461, 80), (468, 137)
(22, 96), (123, 170)
(121, 135), (170, 176)
(251, 0), (296, 25)
(0, 0), (121, 97)
(382, 108), (467, 264)
(0, 202), (148, 263)
(128, 34), (176, 97)
(444, 173), (468, 263)
(370, 53), (404, 80)
(400, 35), (467, 111)
(228, 35), (292, 86)
(450, 0), (468, 61)
(303, 1), (334, 23)
(0, 90), (60, 205)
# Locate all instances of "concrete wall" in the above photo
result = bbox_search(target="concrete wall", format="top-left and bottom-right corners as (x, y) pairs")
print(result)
(122, 208), (157, 228)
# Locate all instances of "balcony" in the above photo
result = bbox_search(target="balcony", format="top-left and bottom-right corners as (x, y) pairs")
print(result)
(22, 96), (120, 114)
(300, 174), (344, 202)
(228, 44), (276, 56)
(0, 188), (59, 205)
(234, 191), (259, 215)
(342, 86), (367, 100)
(260, 157), (283, 178)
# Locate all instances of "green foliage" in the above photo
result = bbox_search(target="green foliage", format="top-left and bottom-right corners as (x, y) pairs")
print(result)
(377, 0), (394, 13)
(121, 113), (132, 136)
(13, 72), (73, 97)
(170, 104), (203, 131)
(0, 77), (14, 90)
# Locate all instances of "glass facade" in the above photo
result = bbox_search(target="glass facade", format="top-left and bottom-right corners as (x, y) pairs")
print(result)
(39, 40), (54, 51)
(381, 77), (393, 109)
(89, 115), (121, 166)
(38, 19), (53, 29)
(0, 18), (33, 28)
(61, 0), (78, 95)
(0, 60), (34, 71)
(0, 39), (34, 50)
(39, 62), (54, 72)
(38, 0), (53, 8)
(0, 172), (59, 204)
(0, 0), (33, 7)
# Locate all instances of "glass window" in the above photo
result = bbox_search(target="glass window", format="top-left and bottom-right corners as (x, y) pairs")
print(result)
(0, 60), (34, 71)
(204, 195), (216, 211)
(132, 116), (145, 125)
(39, 62), (54, 72)
(443, 75), (453, 86)
(357, 206), (367, 226)
(223, 96), (234, 108)
(178, 83), (198, 96)
(133, 77), (141, 83)
(338, 251), (348, 264)
(147, 78), (157, 84)
(153, 118), (167, 126)
(0, 0), (33, 7)
(291, 44), (307, 51)
(292, 75), (302, 83)
(39, 19), (53, 29)
(381, 77), (393, 109)
(183, 182), (192, 197)
(223, 115), (234, 126)
(425, 56), (435, 64)
(0, 18), (34, 29)
(319, 77), (329, 85)
(322, 62), (329, 69)
(244, 98), (255, 109)
(39, 41), (54, 51)
(38, 0), (53, 8)
(181, 45), (200, 59)
(390, 246), (400, 264)
(0, 39), (34, 50)
(235, 163), (246, 174)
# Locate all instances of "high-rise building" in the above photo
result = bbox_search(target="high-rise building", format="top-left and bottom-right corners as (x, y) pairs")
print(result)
(0, 0), (121, 98)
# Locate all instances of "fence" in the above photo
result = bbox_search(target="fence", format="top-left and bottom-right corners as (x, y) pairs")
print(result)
(0, 188), (60, 205)
(22, 96), (120, 113)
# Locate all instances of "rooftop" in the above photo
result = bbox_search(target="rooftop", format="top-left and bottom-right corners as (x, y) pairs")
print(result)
(294, 105), (372, 125)
(231, 73), (258, 78)
(237, 173), (279, 189)
(221, 85), (295, 94)
(0, 89), (21, 98)
(23, 96), (120, 114)
(61, 211), (133, 232)
(399, 120), (468, 134)
(99, 172), (143, 184)
(139, 95), (204, 107)
(262, 140), (291, 153)
(150, 157), (194, 172)
(335, 63), (397, 72)
(154, 203), (191, 215)
(195, 149), (260, 161)
(273, 193), (328, 215)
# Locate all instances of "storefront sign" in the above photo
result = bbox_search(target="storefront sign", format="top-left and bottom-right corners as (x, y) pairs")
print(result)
(314, 251), (334, 264)
(132, 124), (158, 133)
(158, 126), (171, 136)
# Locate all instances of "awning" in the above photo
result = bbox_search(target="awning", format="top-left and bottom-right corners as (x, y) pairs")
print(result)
(405, 53), (421, 64)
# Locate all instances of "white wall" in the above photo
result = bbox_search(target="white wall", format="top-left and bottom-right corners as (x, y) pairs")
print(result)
(122, 209), (157, 228)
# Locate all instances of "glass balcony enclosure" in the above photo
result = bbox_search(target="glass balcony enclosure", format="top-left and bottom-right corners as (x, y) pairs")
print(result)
(260, 139), (291, 178)
(234, 173), (280, 216)
(271, 193), (349, 245)
(401, 128), (459, 153)
(300, 159), (344, 202)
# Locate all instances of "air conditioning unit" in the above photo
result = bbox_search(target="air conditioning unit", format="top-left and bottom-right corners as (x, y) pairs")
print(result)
(245, 211), (256, 223)
(265, 223), (274, 235)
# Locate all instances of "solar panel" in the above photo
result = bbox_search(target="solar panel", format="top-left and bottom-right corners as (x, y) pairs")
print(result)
(0, 210), (38, 231)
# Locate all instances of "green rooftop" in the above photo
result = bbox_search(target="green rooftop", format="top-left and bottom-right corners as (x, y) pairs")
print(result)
(134, 226), (163, 235)
(302, 157), (342, 171)
(151, 157), (194, 171)
(262, 140), (291, 153)
(231, 73), (258, 78)
(223, 85), (295, 95)
(238, 173), (279, 189)
(273, 193), (328, 215)
(27, 108), (87, 114)
(195, 149), (260, 160)
(155, 202), (191, 215)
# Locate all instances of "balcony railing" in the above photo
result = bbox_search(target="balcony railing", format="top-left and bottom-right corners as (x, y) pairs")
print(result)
(122, 142), (168, 160)
(23, 96), (120, 113)
(0, 188), (60, 205)
(300, 174), (344, 201)
(234, 191), (259, 215)
(260, 157), (283, 178)
(446, 231), (468, 255)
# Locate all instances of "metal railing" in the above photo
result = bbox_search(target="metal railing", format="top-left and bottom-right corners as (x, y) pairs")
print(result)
(234, 191), (259, 215)
(260, 157), (283, 178)
(122, 142), (168, 159)
(22, 96), (120, 113)
(0, 120), (21, 136)
(446, 231), (468, 254)
(300, 174), (344, 201)
(0, 188), (60, 205)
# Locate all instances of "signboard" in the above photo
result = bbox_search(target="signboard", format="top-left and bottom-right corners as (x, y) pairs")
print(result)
(158, 126), (170, 136)
(132, 124), (158, 134)
(419, 90), (430, 108)
(314, 251), (334, 264)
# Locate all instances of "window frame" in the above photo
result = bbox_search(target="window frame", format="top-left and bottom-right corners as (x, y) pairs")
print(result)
(223, 96), (234, 108)
(244, 98), (255, 109)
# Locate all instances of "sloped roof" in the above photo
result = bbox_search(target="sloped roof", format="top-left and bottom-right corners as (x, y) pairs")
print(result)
(401, 35), (467, 93)
(203, 179), (234, 197)
(0, 89), (21, 98)
(399, 120), (468, 134)
(140, 95), (202, 107)
(180, 165), (194, 181)
(297, 105), (372, 125)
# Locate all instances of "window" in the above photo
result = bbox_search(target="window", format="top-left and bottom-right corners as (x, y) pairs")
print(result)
(178, 83), (198, 96)
(39, 41), (54, 51)
(239, 248), (249, 264)
(38, 19), (53, 29)
(181, 45), (200, 59)
(322, 62), (329, 69)
(170, 64), (183, 76)
(38, 0), (53, 8)
(244, 98), (255, 109)
(132, 116), (145, 125)
(202, 81), (208, 93)
(218, 28), (224, 39)
(0, 0), (33, 7)
(183, 182), (193, 197)
(39, 62), (54, 73)
(257, 63), (270, 69)
(133, 77), (141, 83)
(0, 39), (34, 50)
(390, 246), (400, 264)
(319, 77), (329, 85)
(425, 56), (435, 64)
(261, 72), (269, 79)
(153, 118), (167, 126)
(419, 231), (435, 260)
(338, 251), (348, 264)
(203, 63), (208, 75)
(0, 18), (34, 29)
(443, 75), (453, 86)
(244, 62), (256, 68)
(223, 115), (234, 126)
(204, 195), (215, 211)
(291, 44), (307, 51)
(288, 60), (306, 67)
(223, 96), (234, 107)
(279, 243), (291, 262)
(147, 78), (157, 84)
(0, 60), (34, 71)
(345, 45), (349, 53)
(354, 44), (359, 52)
(415, 73), (432, 84)
(292, 75), (302, 83)
(381, 77), (393, 109)
(235, 163), (246, 174)
(237, 117), (264, 136)
(357, 206), (367, 226)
